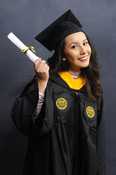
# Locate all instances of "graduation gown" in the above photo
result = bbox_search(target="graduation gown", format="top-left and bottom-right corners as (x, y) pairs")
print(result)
(11, 72), (104, 175)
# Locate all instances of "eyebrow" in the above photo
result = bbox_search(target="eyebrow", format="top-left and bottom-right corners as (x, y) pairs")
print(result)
(82, 39), (88, 41)
(72, 39), (88, 43)
(68, 39), (88, 46)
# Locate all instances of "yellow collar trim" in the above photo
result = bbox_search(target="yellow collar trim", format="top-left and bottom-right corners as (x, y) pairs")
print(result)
(58, 71), (86, 90)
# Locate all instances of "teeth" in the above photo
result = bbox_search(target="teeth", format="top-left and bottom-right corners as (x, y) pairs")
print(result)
(79, 56), (88, 61)
(80, 58), (88, 61)
(82, 58), (87, 60)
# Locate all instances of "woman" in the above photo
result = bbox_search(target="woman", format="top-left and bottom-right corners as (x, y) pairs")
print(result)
(11, 9), (104, 175)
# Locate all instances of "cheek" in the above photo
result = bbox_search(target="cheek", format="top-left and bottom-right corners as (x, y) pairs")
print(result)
(65, 50), (80, 59)
(87, 46), (92, 54)
(66, 54), (80, 65)
(66, 52), (78, 63)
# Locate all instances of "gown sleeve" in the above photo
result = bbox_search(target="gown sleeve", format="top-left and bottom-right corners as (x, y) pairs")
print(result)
(11, 76), (54, 136)
(97, 93), (104, 128)
(97, 92), (106, 175)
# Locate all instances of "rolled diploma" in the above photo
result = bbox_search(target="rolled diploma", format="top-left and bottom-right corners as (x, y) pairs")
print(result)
(7, 32), (39, 63)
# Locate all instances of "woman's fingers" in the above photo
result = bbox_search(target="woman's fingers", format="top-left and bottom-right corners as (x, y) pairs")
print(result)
(34, 57), (49, 81)
(35, 59), (48, 71)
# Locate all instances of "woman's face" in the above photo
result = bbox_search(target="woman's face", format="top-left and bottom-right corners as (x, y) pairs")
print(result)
(64, 32), (91, 71)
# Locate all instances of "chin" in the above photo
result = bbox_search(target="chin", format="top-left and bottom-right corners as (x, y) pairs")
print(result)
(77, 62), (90, 69)
(82, 63), (90, 68)
(81, 61), (90, 67)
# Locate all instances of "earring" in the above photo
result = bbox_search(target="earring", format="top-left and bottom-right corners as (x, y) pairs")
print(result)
(62, 57), (66, 61)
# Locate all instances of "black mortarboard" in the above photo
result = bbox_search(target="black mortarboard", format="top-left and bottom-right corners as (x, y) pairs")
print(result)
(35, 9), (83, 51)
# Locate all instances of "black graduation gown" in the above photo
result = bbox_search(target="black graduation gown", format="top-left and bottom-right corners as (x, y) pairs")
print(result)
(11, 73), (104, 175)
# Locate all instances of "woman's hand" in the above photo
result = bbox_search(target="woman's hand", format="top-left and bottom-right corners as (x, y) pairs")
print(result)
(34, 58), (50, 94)
(34, 58), (49, 81)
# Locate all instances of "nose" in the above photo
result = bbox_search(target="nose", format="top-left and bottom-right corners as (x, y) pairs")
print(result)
(79, 45), (86, 55)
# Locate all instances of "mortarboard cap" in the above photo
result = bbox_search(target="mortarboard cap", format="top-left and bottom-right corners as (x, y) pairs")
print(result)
(35, 9), (83, 51)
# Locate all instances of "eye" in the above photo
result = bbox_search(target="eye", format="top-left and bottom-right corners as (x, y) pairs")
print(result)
(71, 45), (76, 48)
(71, 44), (78, 49)
(83, 41), (89, 46)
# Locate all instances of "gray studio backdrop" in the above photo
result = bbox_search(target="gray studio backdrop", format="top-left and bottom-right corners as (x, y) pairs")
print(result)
(0, 0), (116, 174)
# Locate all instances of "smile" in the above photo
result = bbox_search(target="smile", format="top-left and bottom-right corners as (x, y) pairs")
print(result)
(79, 55), (89, 61)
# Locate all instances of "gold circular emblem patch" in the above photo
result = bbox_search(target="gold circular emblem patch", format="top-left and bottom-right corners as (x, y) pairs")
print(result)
(86, 106), (95, 119)
(56, 97), (68, 110)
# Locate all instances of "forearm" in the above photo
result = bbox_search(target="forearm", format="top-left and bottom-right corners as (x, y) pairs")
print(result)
(36, 92), (45, 115)
(34, 79), (47, 115)
(38, 79), (48, 94)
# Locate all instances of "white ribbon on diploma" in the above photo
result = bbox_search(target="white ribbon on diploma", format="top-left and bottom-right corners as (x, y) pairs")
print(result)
(7, 32), (39, 63)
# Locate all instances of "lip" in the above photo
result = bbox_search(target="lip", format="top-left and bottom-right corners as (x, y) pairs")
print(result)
(79, 55), (89, 61)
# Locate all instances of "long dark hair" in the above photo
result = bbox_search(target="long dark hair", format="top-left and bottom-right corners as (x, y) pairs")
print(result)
(47, 32), (102, 100)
